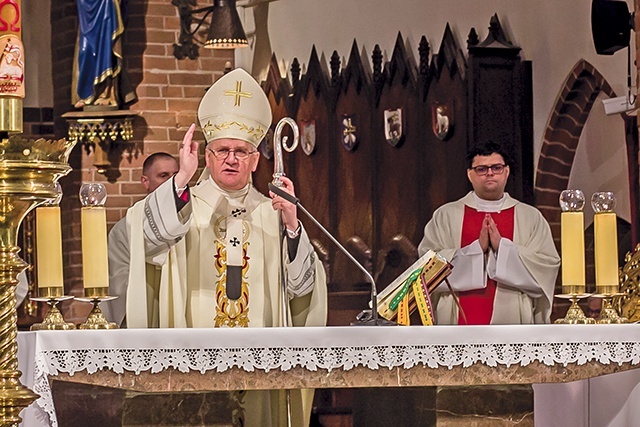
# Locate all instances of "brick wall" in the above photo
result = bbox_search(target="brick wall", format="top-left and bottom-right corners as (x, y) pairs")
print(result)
(50, 0), (233, 323)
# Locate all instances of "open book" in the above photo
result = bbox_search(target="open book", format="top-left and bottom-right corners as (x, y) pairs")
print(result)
(375, 250), (452, 324)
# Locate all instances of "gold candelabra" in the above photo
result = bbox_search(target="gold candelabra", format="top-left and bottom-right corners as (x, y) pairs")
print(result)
(615, 243), (640, 322)
(0, 2), (79, 422)
(77, 296), (118, 329)
(29, 296), (75, 331)
(0, 135), (75, 425)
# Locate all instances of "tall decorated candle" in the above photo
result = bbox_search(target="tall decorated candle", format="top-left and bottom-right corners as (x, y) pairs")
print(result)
(591, 192), (619, 295)
(559, 190), (586, 295)
(35, 183), (64, 298)
(80, 183), (109, 297)
(0, 0), (25, 132)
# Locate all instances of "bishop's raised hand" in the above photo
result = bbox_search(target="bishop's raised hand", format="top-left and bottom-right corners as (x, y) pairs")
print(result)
(175, 123), (199, 189)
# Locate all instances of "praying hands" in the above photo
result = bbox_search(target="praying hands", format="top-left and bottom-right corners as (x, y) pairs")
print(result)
(479, 213), (502, 253)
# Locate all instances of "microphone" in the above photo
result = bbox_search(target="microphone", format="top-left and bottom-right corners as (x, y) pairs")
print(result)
(269, 182), (396, 326)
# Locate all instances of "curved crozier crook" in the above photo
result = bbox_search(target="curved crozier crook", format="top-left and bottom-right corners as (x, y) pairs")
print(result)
(272, 117), (299, 187)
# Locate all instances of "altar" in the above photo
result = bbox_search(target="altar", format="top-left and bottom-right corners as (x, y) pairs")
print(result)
(16, 324), (640, 426)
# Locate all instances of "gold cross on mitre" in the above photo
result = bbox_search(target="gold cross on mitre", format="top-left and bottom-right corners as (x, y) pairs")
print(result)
(224, 81), (252, 106)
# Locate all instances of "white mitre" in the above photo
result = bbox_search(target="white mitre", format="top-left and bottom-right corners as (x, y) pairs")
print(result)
(197, 68), (272, 148)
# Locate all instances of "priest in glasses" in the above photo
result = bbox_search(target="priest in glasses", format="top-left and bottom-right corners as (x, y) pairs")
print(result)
(419, 141), (559, 325)
(123, 68), (327, 425)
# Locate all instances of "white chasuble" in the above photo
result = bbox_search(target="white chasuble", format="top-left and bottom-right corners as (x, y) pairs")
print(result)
(125, 177), (327, 427)
(127, 176), (327, 328)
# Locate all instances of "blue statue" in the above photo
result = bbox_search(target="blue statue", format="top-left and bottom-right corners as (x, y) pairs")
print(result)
(73, 0), (137, 109)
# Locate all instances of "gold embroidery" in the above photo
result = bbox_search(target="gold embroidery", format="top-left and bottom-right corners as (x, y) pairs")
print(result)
(202, 119), (266, 141)
(214, 240), (251, 328)
(224, 80), (251, 106)
(214, 216), (250, 242)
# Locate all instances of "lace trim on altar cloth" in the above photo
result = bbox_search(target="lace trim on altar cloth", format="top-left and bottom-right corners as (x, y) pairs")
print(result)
(30, 341), (640, 426)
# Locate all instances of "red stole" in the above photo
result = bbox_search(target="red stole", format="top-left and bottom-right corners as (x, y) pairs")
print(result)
(457, 205), (515, 325)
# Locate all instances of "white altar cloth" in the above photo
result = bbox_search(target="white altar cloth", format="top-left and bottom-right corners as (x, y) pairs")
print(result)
(16, 324), (640, 426)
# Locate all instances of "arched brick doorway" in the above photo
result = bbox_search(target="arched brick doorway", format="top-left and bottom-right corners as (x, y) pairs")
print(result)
(534, 60), (638, 310)
(534, 59), (617, 242)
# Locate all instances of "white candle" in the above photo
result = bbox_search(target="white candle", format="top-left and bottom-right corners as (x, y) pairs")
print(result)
(35, 206), (64, 297)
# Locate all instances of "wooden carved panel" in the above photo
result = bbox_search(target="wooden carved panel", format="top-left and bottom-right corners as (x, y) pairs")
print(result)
(258, 17), (535, 323)
(374, 34), (424, 290)
(291, 51), (333, 280)
(332, 43), (374, 292)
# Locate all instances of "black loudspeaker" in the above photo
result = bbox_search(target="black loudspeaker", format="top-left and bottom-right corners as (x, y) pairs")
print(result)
(591, 0), (633, 55)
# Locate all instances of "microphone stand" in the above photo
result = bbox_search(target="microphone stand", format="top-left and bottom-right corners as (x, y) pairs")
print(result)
(271, 117), (300, 427)
(268, 183), (396, 326)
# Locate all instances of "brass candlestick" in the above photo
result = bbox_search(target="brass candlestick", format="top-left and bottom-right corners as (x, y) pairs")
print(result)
(77, 294), (118, 330)
(30, 296), (75, 330)
(594, 296), (628, 324)
(0, 2), (78, 422)
(554, 294), (595, 324)
(0, 135), (75, 425)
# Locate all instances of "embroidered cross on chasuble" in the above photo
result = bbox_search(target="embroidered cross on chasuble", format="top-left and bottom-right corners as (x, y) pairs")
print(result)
(213, 201), (250, 328)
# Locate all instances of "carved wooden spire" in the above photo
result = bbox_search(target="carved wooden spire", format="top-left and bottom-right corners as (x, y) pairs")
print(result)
(418, 35), (430, 78)
(388, 31), (416, 87)
(469, 14), (521, 57)
(330, 50), (341, 87)
(467, 28), (479, 49)
(342, 40), (370, 95)
(372, 44), (383, 85)
(432, 23), (466, 81)
(486, 14), (514, 47)
(291, 58), (301, 86)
